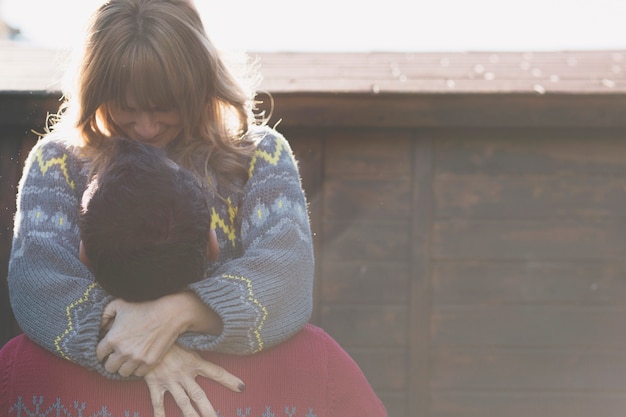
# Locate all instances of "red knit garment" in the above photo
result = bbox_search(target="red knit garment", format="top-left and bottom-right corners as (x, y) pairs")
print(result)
(1, 324), (387, 417)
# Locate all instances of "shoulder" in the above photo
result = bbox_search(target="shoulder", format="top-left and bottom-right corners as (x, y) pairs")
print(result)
(296, 324), (367, 377)
(0, 334), (35, 374)
(0, 334), (24, 363)
(247, 124), (293, 153)
(299, 323), (345, 352)
(29, 135), (81, 163)
(16, 136), (89, 196)
(245, 125), (299, 176)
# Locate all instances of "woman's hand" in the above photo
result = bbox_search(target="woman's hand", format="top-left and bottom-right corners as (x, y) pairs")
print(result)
(96, 293), (222, 377)
(145, 344), (245, 417)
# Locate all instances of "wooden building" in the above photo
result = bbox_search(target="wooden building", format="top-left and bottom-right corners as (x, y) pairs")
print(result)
(2, 41), (626, 416)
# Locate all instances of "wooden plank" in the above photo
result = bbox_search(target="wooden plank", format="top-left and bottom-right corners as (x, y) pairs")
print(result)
(5, 43), (626, 93)
(252, 50), (626, 79)
(257, 56), (626, 82)
(18, 135), (39, 166)
(323, 178), (412, 220)
(324, 130), (412, 179)
(319, 305), (408, 348)
(433, 260), (626, 305)
(434, 129), (626, 175)
(257, 56), (626, 94)
(349, 348), (408, 391)
(271, 93), (626, 128)
(253, 50), (626, 66)
(262, 78), (626, 94)
(321, 261), (410, 305)
(285, 129), (323, 205)
(432, 305), (626, 347)
(435, 174), (626, 219)
(5, 92), (626, 132)
(4, 45), (626, 92)
(431, 348), (626, 390)
(432, 219), (626, 260)
(430, 392), (626, 417)
(322, 220), (410, 262)
(0, 41), (69, 92)
(253, 50), (626, 94)
(0, 93), (62, 125)
(377, 393), (407, 417)
(409, 136), (435, 417)
(0, 129), (25, 346)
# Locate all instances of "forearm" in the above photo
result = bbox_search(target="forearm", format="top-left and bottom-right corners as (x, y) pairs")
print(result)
(179, 223), (314, 354)
(9, 237), (112, 370)
(179, 128), (315, 354)
(8, 138), (112, 371)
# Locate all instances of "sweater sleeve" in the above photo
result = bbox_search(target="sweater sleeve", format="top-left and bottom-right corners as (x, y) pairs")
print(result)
(7, 139), (117, 377)
(179, 128), (314, 354)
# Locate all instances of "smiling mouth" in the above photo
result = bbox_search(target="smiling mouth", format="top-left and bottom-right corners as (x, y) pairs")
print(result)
(135, 135), (163, 146)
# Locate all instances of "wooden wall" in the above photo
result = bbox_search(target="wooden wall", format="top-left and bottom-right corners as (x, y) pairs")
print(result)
(273, 87), (626, 417)
(284, 123), (626, 417)
(3, 84), (626, 417)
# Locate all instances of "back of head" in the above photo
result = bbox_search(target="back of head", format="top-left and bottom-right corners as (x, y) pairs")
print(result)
(80, 137), (211, 301)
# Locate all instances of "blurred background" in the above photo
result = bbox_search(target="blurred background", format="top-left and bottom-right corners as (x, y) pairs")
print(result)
(2, 0), (626, 52)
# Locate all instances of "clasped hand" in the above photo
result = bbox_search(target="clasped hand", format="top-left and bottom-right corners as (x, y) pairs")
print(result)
(96, 296), (244, 417)
(97, 297), (180, 377)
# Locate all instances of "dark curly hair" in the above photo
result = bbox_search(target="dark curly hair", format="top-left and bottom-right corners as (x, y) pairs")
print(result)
(79, 137), (211, 301)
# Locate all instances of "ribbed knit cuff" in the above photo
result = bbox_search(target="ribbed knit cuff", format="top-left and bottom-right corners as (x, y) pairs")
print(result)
(62, 295), (124, 380)
(179, 276), (257, 354)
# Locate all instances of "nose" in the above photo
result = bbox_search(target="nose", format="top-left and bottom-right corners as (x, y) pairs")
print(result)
(133, 112), (160, 141)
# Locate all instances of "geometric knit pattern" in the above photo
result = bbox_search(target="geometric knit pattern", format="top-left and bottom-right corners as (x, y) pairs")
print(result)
(1, 325), (389, 417)
(8, 398), (318, 417)
(7, 125), (314, 378)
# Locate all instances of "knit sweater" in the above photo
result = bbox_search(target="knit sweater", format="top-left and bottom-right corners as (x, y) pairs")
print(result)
(8, 126), (314, 377)
(1, 324), (388, 417)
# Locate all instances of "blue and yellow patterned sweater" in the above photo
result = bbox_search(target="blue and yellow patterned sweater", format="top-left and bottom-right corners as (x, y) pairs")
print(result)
(7, 126), (314, 377)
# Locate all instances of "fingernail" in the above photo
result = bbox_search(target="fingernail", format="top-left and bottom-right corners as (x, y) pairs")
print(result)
(238, 382), (246, 392)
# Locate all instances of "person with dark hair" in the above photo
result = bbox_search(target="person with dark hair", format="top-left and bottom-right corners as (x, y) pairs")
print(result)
(1, 136), (388, 417)
(78, 137), (219, 302)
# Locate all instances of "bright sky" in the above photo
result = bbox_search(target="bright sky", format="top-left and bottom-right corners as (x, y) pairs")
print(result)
(2, 0), (626, 52)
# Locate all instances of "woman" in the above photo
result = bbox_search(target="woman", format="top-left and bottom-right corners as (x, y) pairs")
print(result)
(7, 0), (314, 416)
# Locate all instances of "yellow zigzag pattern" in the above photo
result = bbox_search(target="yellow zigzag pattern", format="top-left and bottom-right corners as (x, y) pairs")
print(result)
(223, 274), (267, 353)
(212, 138), (285, 246)
(248, 137), (283, 178)
(54, 283), (98, 360)
(36, 148), (75, 189)
(211, 197), (237, 247)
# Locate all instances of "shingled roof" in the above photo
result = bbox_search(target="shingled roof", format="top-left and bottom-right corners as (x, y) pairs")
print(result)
(2, 40), (626, 95)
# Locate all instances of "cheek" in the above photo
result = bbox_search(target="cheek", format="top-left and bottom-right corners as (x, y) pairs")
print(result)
(161, 112), (182, 127)
(109, 110), (135, 127)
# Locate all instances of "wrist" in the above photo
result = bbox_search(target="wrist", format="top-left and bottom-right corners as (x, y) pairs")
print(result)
(168, 291), (223, 336)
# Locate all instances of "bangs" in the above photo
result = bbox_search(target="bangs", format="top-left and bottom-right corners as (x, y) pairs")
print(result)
(106, 41), (181, 110)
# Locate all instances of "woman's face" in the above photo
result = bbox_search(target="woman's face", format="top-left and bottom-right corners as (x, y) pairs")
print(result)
(108, 96), (183, 148)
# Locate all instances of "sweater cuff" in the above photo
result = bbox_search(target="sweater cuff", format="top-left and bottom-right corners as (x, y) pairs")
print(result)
(61, 294), (123, 380)
(179, 276), (260, 354)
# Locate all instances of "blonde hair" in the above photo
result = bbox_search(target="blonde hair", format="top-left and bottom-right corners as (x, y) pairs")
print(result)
(50, 0), (262, 184)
